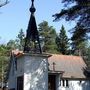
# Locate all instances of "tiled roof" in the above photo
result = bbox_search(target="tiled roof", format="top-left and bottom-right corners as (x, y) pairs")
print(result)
(48, 54), (87, 79)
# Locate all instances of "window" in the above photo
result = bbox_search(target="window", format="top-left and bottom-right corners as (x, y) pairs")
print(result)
(61, 79), (69, 87)
(62, 80), (65, 87)
(79, 80), (82, 85)
(60, 80), (61, 86)
(66, 80), (69, 87)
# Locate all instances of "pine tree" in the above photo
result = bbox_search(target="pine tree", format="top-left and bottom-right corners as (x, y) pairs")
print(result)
(7, 29), (25, 50)
(53, 0), (90, 39)
(71, 24), (87, 55)
(38, 21), (58, 53)
(16, 29), (25, 50)
(87, 46), (90, 61)
(7, 40), (17, 50)
(56, 25), (69, 54)
(0, 44), (9, 86)
(0, 0), (9, 7)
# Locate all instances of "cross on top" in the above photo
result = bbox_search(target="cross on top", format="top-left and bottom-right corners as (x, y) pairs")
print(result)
(31, 0), (34, 5)
(31, 0), (34, 6)
(30, 0), (36, 13)
(31, 0), (34, 2)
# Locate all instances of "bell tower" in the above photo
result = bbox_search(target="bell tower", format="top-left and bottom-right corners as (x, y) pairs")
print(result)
(24, 0), (42, 53)
(8, 1), (51, 90)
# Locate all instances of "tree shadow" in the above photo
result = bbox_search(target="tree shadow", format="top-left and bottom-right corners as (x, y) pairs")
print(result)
(24, 58), (48, 90)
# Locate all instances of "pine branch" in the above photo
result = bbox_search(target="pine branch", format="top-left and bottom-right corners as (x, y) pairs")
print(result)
(0, 0), (9, 7)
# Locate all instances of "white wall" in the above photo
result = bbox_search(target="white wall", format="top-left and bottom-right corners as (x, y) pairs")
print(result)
(8, 60), (16, 89)
(8, 54), (49, 90)
(56, 74), (61, 90)
(24, 55), (48, 90)
(17, 57), (24, 76)
(59, 80), (90, 90)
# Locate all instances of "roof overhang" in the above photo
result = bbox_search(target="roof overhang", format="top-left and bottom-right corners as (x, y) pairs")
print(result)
(16, 53), (52, 59)
(48, 70), (64, 75)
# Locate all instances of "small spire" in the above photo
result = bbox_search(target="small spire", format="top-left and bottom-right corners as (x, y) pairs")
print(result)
(31, 0), (34, 2)
(30, 0), (36, 13)
(24, 0), (42, 53)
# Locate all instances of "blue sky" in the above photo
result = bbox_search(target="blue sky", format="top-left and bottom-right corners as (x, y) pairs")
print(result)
(0, 0), (76, 43)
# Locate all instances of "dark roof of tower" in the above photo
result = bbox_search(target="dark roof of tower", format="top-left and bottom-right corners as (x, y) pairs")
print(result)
(26, 0), (38, 40)
(26, 13), (38, 40)
(24, 0), (42, 53)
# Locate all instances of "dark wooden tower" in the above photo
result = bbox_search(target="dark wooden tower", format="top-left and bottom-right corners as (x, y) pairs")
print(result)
(24, 0), (42, 53)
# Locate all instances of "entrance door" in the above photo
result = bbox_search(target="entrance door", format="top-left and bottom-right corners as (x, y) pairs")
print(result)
(17, 76), (23, 90)
(48, 75), (56, 90)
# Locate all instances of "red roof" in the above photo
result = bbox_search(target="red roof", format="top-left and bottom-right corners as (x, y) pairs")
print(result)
(48, 54), (87, 79)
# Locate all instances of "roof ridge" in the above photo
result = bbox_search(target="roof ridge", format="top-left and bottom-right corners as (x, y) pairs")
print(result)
(51, 54), (82, 58)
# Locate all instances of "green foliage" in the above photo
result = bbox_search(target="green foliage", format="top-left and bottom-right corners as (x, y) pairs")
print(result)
(7, 29), (25, 50)
(0, 0), (9, 7)
(75, 42), (87, 56)
(16, 29), (25, 50)
(0, 44), (10, 83)
(55, 25), (69, 54)
(71, 24), (87, 42)
(53, 0), (90, 37)
(87, 46), (90, 61)
(0, 56), (9, 81)
(38, 21), (58, 53)
(7, 40), (17, 50)
(71, 24), (88, 55)
(80, 42), (90, 67)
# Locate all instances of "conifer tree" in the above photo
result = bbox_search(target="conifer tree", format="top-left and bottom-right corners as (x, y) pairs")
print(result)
(53, 0), (90, 40)
(56, 25), (69, 54)
(71, 24), (87, 55)
(0, 0), (9, 7)
(16, 29), (25, 50)
(38, 21), (58, 53)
